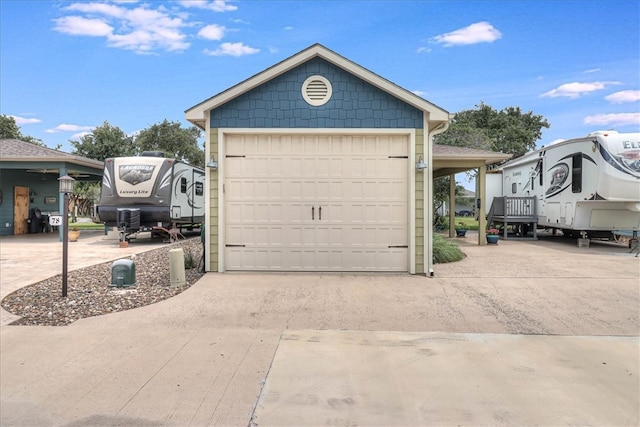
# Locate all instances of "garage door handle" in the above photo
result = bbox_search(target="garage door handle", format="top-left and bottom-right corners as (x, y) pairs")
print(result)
(319, 206), (322, 221)
(311, 206), (314, 220)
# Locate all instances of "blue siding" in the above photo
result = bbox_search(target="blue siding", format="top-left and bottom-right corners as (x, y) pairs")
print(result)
(0, 170), (61, 236)
(211, 57), (423, 128)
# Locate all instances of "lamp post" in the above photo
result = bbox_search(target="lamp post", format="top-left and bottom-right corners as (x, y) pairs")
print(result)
(58, 175), (75, 298)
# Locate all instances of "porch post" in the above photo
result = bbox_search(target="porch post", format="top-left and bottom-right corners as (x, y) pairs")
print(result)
(478, 165), (487, 245)
(449, 174), (456, 238)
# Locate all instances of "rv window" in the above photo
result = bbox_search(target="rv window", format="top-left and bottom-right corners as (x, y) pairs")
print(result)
(180, 177), (187, 193)
(195, 182), (203, 196)
(572, 154), (582, 193)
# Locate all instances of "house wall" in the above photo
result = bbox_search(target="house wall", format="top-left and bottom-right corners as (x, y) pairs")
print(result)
(0, 170), (61, 236)
(210, 57), (423, 129)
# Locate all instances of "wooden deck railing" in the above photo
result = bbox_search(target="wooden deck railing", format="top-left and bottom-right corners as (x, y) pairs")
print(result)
(487, 196), (538, 239)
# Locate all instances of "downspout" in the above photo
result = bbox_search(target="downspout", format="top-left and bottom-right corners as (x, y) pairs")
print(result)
(426, 117), (450, 277)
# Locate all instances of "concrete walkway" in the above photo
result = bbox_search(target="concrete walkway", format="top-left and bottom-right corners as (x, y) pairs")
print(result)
(1, 232), (639, 426)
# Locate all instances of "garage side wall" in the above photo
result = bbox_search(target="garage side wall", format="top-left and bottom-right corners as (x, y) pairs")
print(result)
(415, 129), (425, 274)
(208, 130), (219, 272)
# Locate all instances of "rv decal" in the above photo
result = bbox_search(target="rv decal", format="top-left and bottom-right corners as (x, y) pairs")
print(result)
(598, 143), (640, 177)
(119, 165), (155, 185)
(546, 163), (569, 197)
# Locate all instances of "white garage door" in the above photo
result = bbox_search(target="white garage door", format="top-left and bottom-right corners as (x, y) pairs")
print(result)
(224, 134), (409, 271)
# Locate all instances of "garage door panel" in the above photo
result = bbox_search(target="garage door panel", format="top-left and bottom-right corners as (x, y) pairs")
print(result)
(224, 134), (409, 272)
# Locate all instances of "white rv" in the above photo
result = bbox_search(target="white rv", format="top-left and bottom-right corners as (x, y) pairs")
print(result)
(488, 131), (640, 239)
(98, 153), (205, 238)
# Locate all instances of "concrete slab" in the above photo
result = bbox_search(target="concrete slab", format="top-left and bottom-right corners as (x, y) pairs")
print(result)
(1, 231), (639, 426)
(0, 324), (280, 426)
(253, 330), (639, 427)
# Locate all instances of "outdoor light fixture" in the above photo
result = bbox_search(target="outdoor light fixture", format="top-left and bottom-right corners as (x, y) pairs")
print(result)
(58, 174), (75, 194)
(206, 156), (218, 170)
(58, 174), (76, 298)
(416, 156), (427, 172)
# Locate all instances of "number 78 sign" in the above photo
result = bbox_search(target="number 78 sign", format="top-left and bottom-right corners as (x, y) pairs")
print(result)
(49, 216), (62, 226)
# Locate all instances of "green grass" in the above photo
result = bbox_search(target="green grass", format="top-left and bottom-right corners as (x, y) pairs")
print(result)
(433, 234), (465, 264)
(68, 219), (106, 231)
(454, 216), (478, 230)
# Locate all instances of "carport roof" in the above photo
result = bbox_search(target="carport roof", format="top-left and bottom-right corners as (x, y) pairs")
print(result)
(432, 144), (512, 177)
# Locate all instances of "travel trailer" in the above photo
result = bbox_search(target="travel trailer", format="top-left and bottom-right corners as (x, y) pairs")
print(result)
(485, 131), (640, 239)
(98, 153), (205, 239)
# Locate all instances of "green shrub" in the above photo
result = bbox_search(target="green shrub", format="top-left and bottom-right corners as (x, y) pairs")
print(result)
(183, 248), (197, 270)
(433, 234), (465, 264)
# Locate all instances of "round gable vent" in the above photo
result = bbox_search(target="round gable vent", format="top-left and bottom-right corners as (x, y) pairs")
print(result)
(302, 75), (332, 106)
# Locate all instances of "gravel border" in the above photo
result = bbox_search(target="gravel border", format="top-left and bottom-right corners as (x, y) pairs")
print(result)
(2, 238), (205, 326)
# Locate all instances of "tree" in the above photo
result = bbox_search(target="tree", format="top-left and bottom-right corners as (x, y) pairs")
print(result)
(70, 121), (135, 161)
(0, 114), (45, 146)
(435, 102), (550, 159)
(433, 176), (468, 225)
(134, 119), (204, 167)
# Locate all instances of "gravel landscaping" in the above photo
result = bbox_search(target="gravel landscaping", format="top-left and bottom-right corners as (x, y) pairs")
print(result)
(2, 238), (204, 326)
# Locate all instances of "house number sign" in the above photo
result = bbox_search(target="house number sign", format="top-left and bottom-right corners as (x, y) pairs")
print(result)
(49, 216), (63, 226)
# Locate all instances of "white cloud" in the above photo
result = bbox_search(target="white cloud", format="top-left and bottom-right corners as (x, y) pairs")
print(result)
(431, 21), (502, 47)
(53, 16), (113, 36)
(412, 90), (426, 97)
(584, 113), (640, 127)
(540, 81), (621, 98)
(417, 46), (431, 54)
(605, 90), (640, 104)
(283, 26), (293, 31)
(198, 24), (226, 40)
(46, 124), (93, 133)
(583, 68), (601, 74)
(177, 0), (237, 12)
(203, 42), (259, 56)
(71, 131), (91, 140)
(54, 2), (190, 53)
(10, 115), (42, 125)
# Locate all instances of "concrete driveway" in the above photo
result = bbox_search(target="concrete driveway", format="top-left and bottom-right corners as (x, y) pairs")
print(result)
(1, 232), (639, 426)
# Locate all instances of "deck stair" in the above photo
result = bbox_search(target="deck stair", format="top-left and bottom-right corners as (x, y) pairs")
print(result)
(487, 196), (538, 240)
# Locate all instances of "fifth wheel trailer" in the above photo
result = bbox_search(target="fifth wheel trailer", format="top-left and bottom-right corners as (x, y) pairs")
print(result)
(485, 131), (640, 239)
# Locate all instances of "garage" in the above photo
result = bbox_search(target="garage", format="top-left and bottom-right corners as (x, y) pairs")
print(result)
(224, 132), (410, 271)
(186, 44), (450, 275)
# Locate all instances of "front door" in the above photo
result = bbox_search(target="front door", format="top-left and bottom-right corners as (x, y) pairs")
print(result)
(14, 186), (29, 235)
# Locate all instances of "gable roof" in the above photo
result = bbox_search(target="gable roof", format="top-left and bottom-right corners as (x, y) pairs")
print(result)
(0, 139), (104, 171)
(185, 43), (450, 129)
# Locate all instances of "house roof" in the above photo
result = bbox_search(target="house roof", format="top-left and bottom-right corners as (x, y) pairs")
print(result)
(185, 43), (450, 130)
(0, 139), (104, 176)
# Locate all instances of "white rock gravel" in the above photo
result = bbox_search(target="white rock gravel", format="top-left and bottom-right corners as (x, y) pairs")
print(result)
(1, 238), (204, 326)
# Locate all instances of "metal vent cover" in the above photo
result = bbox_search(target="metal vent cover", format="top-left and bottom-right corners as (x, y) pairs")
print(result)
(302, 75), (332, 106)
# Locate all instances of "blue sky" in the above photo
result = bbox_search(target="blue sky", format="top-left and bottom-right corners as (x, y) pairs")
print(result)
(2, 0), (639, 155)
